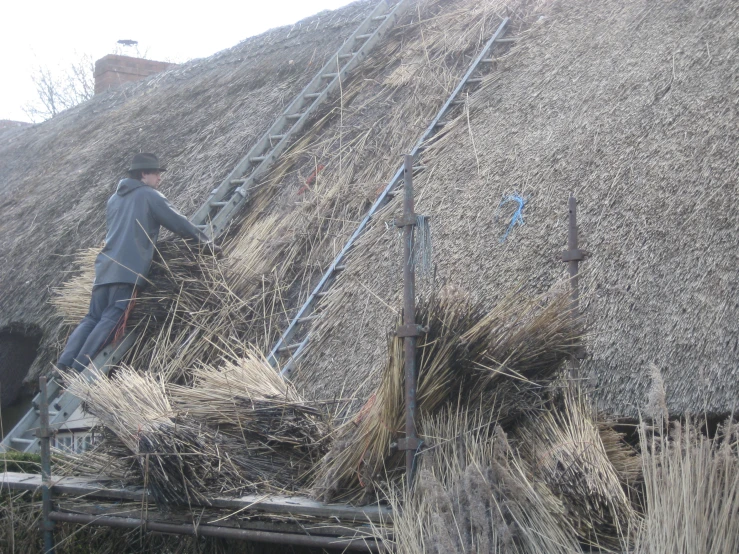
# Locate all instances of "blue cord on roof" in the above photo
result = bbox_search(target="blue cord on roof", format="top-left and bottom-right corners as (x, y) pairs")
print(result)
(497, 194), (526, 242)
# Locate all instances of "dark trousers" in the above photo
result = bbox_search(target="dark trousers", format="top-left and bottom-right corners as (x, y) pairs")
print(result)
(57, 283), (135, 372)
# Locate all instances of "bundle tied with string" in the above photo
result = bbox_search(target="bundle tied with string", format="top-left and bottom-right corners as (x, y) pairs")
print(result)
(64, 365), (316, 507)
(313, 284), (581, 504)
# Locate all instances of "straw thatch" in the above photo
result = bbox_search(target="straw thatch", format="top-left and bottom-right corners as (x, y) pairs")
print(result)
(64, 360), (326, 505)
(313, 284), (581, 503)
(0, 0), (381, 381)
(0, 0), (736, 427)
(292, 0), (739, 419)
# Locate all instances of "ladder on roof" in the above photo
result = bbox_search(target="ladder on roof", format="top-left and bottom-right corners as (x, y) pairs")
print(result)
(192, 0), (411, 238)
(269, 17), (512, 377)
(1, 0), (410, 455)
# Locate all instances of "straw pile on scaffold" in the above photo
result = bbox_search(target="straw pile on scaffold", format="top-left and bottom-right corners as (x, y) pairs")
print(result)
(169, 352), (329, 468)
(313, 285), (582, 504)
(517, 389), (637, 550)
(64, 353), (328, 506)
(377, 383), (642, 552)
(386, 407), (583, 554)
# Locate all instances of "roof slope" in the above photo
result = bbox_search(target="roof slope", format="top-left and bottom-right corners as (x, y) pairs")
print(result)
(293, 0), (739, 418)
(1, 0), (736, 419)
(0, 1), (375, 377)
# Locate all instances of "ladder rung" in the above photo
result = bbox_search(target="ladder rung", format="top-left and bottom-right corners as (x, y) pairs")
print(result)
(195, 225), (207, 230)
(317, 291), (330, 298)
(286, 113), (304, 120)
(480, 58), (494, 63)
(270, 135), (285, 141)
(434, 121), (448, 127)
(231, 178), (247, 184)
(372, 15), (388, 21)
(321, 73), (338, 79)
(11, 438), (33, 445)
(451, 100), (464, 106)
(277, 343), (303, 353)
(297, 315), (320, 323)
(210, 201), (228, 207)
(334, 265), (347, 271)
(250, 156), (267, 163)
(304, 92), (321, 99)
(495, 37), (516, 43)
(35, 410), (58, 417)
(387, 190), (399, 197)
(356, 33), (373, 40)
(467, 77), (483, 84)
(338, 53), (354, 59)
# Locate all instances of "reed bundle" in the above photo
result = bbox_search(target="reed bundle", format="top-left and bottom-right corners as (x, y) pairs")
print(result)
(384, 406), (582, 554)
(52, 241), (257, 384)
(169, 351), (329, 469)
(63, 366), (312, 506)
(517, 389), (636, 550)
(633, 418), (739, 554)
(313, 285), (581, 503)
(598, 422), (642, 486)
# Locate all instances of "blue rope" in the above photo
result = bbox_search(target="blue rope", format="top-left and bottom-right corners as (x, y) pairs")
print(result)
(497, 194), (526, 242)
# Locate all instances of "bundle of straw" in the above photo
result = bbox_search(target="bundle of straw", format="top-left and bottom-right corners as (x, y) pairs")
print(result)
(64, 367), (306, 506)
(633, 418), (739, 554)
(383, 406), (582, 554)
(518, 389), (636, 550)
(313, 285), (581, 503)
(169, 351), (329, 474)
(53, 241), (257, 384)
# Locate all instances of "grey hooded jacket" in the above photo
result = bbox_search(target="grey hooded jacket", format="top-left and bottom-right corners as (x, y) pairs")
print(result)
(94, 178), (209, 286)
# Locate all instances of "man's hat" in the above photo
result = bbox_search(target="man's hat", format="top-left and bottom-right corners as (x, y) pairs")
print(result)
(127, 153), (167, 173)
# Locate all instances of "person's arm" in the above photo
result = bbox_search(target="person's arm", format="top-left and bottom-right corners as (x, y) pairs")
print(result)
(148, 189), (211, 244)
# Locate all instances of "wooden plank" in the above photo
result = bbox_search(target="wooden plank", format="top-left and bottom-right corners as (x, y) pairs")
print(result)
(0, 472), (392, 523)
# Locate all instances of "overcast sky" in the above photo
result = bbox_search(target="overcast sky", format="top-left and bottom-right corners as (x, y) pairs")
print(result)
(1, 0), (355, 122)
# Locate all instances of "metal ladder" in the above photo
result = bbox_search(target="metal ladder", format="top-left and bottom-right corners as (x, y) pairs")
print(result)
(1, 0), (410, 454)
(269, 17), (511, 377)
(192, 0), (410, 239)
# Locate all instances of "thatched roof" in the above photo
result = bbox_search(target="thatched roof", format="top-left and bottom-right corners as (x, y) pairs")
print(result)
(294, 0), (739, 419)
(1, 0), (737, 419)
(0, 0), (375, 378)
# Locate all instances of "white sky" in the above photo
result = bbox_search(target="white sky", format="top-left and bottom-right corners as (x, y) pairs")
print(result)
(1, 0), (354, 122)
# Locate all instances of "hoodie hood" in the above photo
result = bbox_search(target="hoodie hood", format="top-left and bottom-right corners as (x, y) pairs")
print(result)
(116, 178), (147, 196)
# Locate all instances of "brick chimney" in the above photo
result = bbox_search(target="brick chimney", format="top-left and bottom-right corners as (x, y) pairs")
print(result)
(94, 55), (176, 94)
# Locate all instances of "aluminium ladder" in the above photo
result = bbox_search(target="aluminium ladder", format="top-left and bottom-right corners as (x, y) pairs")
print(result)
(1, 0), (410, 454)
(269, 17), (512, 377)
(192, 0), (411, 239)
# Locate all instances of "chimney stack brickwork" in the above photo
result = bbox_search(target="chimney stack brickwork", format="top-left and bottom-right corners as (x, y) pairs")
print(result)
(94, 55), (176, 94)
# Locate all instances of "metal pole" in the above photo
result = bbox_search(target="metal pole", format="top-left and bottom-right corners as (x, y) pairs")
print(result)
(38, 377), (55, 554)
(48, 512), (381, 552)
(567, 194), (580, 314)
(562, 194), (586, 378)
(399, 154), (419, 482)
